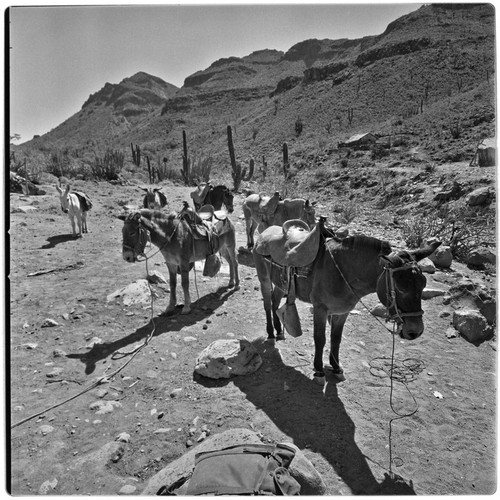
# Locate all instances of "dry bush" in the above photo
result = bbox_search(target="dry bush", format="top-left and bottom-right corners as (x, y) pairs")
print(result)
(332, 199), (360, 224)
(401, 202), (495, 260)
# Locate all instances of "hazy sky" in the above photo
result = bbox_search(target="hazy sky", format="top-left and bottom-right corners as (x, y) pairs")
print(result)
(8, 1), (422, 143)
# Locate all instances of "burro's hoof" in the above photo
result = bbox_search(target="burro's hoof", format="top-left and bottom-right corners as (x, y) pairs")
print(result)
(313, 373), (326, 386)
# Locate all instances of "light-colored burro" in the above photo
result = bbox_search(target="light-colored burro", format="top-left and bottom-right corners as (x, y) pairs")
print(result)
(242, 191), (316, 249)
(55, 184), (92, 237)
(120, 209), (239, 315)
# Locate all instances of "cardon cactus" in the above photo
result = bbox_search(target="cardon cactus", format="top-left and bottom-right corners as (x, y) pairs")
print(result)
(180, 130), (192, 185)
(227, 125), (254, 191)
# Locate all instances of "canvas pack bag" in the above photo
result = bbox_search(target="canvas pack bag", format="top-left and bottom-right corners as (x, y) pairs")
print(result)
(158, 443), (301, 496)
(276, 268), (303, 338)
(203, 253), (222, 278)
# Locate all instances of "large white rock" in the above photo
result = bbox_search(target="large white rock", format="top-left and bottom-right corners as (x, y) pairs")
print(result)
(418, 258), (436, 274)
(452, 309), (494, 343)
(194, 339), (263, 379)
(141, 428), (327, 495)
(106, 279), (157, 305)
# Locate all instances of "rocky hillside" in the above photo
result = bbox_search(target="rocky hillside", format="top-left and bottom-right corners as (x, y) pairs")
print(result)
(16, 4), (495, 178)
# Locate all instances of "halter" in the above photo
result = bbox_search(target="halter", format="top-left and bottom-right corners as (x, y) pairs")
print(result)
(123, 218), (150, 259)
(382, 260), (424, 324)
(326, 243), (424, 327)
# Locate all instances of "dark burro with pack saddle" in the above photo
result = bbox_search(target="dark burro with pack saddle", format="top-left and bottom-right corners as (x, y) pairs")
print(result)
(191, 183), (234, 212)
(242, 191), (316, 249)
(120, 203), (239, 315)
(253, 217), (441, 384)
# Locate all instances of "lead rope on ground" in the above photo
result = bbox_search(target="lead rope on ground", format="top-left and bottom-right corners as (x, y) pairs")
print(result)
(12, 232), (163, 430)
(326, 244), (421, 476)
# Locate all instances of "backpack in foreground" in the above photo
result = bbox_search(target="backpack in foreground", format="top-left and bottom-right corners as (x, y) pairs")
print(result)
(158, 443), (301, 495)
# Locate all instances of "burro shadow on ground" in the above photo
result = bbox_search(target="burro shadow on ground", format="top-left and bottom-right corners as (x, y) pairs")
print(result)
(66, 287), (238, 374)
(195, 337), (416, 495)
(40, 233), (81, 248)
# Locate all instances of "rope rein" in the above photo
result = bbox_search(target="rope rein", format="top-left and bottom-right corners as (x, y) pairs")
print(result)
(325, 241), (423, 476)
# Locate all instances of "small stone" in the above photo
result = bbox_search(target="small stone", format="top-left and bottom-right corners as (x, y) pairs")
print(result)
(38, 478), (58, 495)
(52, 349), (66, 357)
(184, 336), (197, 342)
(86, 337), (103, 348)
(116, 432), (131, 443)
(186, 440), (193, 447)
(197, 431), (207, 442)
(153, 428), (171, 434)
(118, 485), (137, 495)
(41, 319), (59, 328)
(170, 352), (177, 360)
(39, 425), (54, 436)
(46, 368), (63, 378)
(94, 388), (108, 398)
(170, 388), (183, 398)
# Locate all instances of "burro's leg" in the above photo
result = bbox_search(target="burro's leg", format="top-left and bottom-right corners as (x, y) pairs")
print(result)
(82, 211), (88, 233)
(180, 264), (191, 314)
(329, 313), (349, 378)
(271, 286), (285, 340)
(220, 245), (240, 290)
(69, 213), (77, 236)
(75, 211), (83, 237)
(254, 254), (275, 339)
(312, 305), (328, 385)
(164, 264), (178, 315)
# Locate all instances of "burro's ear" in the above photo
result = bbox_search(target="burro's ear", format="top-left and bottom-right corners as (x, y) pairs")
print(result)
(139, 187), (148, 192)
(55, 185), (62, 194)
(411, 240), (442, 262)
(116, 213), (127, 221)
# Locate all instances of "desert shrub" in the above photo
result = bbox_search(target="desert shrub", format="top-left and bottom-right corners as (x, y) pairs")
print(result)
(401, 202), (495, 261)
(340, 158), (349, 168)
(371, 144), (390, 160)
(90, 149), (124, 181)
(148, 157), (182, 183)
(332, 199), (359, 224)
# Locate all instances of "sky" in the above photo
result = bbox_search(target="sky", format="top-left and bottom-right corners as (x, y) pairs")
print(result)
(7, 1), (423, 144)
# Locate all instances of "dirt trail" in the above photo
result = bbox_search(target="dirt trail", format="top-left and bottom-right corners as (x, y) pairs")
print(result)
(8, 181), (496, 495)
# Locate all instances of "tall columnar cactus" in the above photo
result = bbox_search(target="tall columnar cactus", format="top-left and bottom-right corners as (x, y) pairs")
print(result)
(227, 125), (254, 191)
(347, 107), (354, 126)
(131, 143), (141, 166)
(180, 129), (192, 185)
(261, 156), (268, 179)
(282, 142), (290, 179)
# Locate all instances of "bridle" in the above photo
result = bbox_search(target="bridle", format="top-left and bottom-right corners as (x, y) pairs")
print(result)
(326, 243), (424, 327)
(123, 218), (150, 259)
(381, 260), (424, 324)
(122, 213), (183, 261)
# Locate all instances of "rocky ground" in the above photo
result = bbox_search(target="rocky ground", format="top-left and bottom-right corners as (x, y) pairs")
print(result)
(8, 176), (496, 495)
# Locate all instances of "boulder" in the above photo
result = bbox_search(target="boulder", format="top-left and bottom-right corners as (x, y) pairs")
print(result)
(467, 186), (493, 206)
(422, 288), (446, 299)
(428, 245), (453, 268)
(106, 279), (157, 305)
(141, 428), (327, 495)
(418, 258), (436, 274)
(452, 309), (494, 344)
(148, 270), (168, 284)
(466, 247), (496, 268)
(194, 339), (262, 379)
